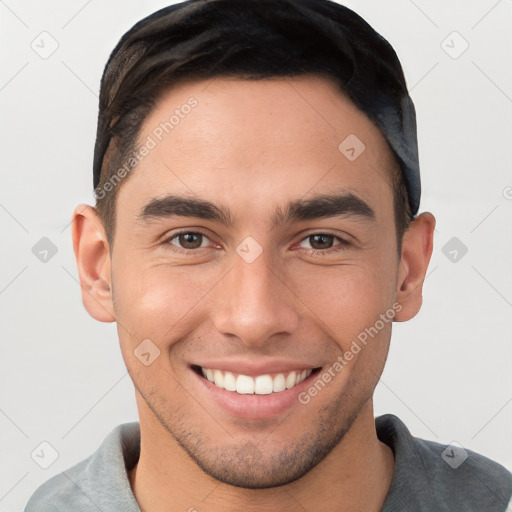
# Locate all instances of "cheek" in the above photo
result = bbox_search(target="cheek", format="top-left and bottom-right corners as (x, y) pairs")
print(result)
(112, 261), (222, 348)
(283, 254), (398, 383)
(112, 263), (225, 396)
(293, 260), (396, 330)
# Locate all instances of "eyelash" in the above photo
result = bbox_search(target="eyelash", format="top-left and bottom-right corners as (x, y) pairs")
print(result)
(297, 234), (351, 256)
(162, 230), (216, 256)
(163, 230), (351, 256)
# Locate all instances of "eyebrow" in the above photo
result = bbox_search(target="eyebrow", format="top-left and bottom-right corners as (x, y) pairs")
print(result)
(137, 195), (232, 225)
(136, 192), (375, 227)
(272, 193), (375, 226)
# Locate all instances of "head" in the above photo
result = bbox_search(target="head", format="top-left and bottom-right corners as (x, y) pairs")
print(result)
(73, 0), (434, 489)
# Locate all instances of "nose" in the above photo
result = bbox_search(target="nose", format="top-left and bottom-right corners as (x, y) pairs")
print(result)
(211, 247), (300, 347)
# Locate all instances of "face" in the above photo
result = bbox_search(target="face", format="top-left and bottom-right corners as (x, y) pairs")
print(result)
(107, 76), (403, 487)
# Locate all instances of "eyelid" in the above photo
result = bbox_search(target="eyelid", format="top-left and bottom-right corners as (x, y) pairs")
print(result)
(296, 228), (352, 243)
(169, 231), (211, 248)
(162, 229), (220, 251)
(162, 227), (214, 242)
(292, 230), (353, 256)
(298, 233), (344, 247)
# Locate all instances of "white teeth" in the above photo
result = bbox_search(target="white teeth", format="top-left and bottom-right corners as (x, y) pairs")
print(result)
(200, 367), (313, 394)
(285, 371), (297, 389)
(236, 375), (254, 394)
(273, 373), (286, 392)
(213, 370), (224, 388)
(254, 375), (273, 395)
(223, 371), (236, 391)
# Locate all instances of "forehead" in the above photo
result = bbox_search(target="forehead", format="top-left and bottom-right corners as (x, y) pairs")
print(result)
(117, 75), (397, 224)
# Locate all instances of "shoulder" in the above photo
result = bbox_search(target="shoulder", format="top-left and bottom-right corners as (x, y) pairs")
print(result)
(24, 422), (141, 512)
(376, 414), (512, 511)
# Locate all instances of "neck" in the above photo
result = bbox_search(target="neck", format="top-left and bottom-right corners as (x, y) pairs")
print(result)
(129, 398), (394, 512)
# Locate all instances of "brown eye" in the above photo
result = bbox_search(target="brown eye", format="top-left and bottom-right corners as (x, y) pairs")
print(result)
(179, 233), (203, 248)
(297, 233), (349, 253)
(168, 232), (209, 250)
(308, 234), (335, 250)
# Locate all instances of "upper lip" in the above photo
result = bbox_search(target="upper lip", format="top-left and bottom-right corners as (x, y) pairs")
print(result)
(191, 358), (321, 376)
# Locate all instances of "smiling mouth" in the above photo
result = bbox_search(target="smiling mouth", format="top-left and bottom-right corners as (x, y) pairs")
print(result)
(192, 365), (321, 395)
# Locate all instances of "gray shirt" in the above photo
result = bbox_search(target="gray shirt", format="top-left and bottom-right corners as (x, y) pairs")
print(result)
(25, 414), (512, 511)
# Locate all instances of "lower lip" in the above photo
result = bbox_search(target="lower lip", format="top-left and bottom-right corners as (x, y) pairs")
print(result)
(192, 368), (318, 420)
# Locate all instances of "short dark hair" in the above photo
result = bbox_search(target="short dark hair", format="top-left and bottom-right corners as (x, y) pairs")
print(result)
(93, 0), (418, 250)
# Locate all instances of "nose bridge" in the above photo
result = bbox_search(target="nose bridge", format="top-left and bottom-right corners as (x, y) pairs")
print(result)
(212, 247), (299, 346)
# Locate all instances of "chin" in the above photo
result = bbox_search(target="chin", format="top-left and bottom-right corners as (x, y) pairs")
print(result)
(178, 411), (357, 489)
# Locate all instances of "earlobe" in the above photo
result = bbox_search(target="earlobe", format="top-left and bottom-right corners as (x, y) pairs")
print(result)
(71, 204), (115, 322)
(394, 212), (436, 322)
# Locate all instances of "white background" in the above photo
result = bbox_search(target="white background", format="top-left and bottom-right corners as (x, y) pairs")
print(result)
(1, 0), (511, 510)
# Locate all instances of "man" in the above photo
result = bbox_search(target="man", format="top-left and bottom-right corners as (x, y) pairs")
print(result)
(25, 0), (512, 510)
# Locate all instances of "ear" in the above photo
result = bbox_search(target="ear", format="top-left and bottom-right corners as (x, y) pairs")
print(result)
(71, 204), (115, 322)
(394, 212), (436, 322)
